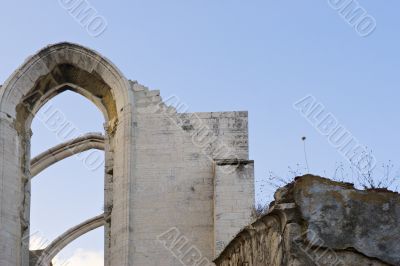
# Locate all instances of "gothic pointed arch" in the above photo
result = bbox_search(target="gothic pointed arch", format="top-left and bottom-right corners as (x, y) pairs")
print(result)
(0, 42), (135, 266)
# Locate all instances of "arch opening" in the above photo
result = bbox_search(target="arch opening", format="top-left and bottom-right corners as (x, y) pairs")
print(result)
(0, 43), (134, 266)
(35, 215), (106, 265)
(29, 91), (106, 266)
(17, 64), (118, 134)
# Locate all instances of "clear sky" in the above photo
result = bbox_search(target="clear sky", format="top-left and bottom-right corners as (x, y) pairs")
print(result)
(1, 1), (399, 265)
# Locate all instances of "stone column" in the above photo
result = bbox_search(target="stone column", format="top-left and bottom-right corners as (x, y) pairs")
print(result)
(214, 159), (255, 257)
(0, 115), (24, 265)
(108, 103), (135, 266)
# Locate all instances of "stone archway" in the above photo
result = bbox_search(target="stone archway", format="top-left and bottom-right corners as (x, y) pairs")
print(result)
(0, 42), (256, 266)
(36, 214), (107, 265)
(0, 43), (135, 266)
(30, 132), (105, 177)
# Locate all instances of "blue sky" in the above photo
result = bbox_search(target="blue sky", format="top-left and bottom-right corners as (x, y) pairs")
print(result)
(1, 1), (399, 265)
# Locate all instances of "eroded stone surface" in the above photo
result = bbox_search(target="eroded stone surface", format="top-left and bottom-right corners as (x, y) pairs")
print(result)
(293, 175), (400, 265)
(215, 175), (399, 266)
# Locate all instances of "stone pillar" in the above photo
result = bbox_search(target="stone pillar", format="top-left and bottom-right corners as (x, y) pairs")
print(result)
(108, 104), (135, 266)
(0, 115), (24, 265)
(214, 159), (254, 257)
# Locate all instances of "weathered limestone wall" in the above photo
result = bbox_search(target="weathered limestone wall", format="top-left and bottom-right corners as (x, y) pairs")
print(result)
(0, 113), (24, 266)
(215, 175), (400, 266)
(0, 43), (255, 266)
(129, 83), (254, 265)
(214, 160), (254, 257)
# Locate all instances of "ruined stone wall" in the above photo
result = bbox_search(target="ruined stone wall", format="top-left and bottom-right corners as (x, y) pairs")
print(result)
(0, 43), (255, 266)
(123, 83), (254, 265)
(214, 160), (254, 257)
(214, 175), (400, 266)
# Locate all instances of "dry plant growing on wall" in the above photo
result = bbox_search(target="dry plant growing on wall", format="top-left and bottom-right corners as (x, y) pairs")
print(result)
(332, 148), (399, 191)
(352, 159), (399, 191)
(253, 163), (308, 219)
(331, 150), (399, 192)
(250, 203), (269, 220)
(256, 139), (400, 222)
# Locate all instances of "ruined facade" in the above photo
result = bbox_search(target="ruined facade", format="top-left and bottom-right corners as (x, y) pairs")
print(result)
(0, 43), (255, 265)
(215, 175), (400, 266)
(4, 43), (396, 266)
